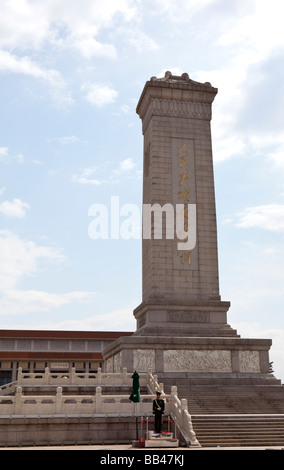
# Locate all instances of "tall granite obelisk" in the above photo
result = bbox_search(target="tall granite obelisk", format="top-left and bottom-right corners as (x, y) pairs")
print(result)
(133, 71), (235, 337)
(103, 72), (272, 383)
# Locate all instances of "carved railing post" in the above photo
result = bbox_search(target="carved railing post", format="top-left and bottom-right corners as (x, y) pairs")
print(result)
(15, 386), (22, 414)
(122, 367), (128, 384)
(17, 367), (23, 385)
(97, 367), (102, 384)
(71, 367), (76, 384)
(56, 387), (63, 414)
(96, 386), (102, 413)
(44, 367), (50, 385)
(180, 398), (200, 447)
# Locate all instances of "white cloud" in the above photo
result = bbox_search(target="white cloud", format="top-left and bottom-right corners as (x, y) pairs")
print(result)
(193, 64), (248, 163)
(269, 147), (284, 171)
(236, 204), (284, 233)
(0, 147), (9, 158)
(0, 147), (44, 166)
(81, 82), (118, 107)
(0, 50), (72, 105)
(0, 230), (98, 317)
(152, 0), (215, 19)
(0, 230), (64, 292)
(190, 1), (284, 164)
(195, 55), (284, 163)
(0, 0), (50, 50)
(126, 29), (159, 53)
(62, 307), (136, 331)
(0, 198), (30, 219)
(0, 0), (138, 58)
(46, 0), (137, 58)
(0, 50), (62, 86)
(217, 0), (284, 59)
(0, 146), (24, 164)
(48, 135), (87, 145)
(0, 289), (97, 316)
(71, 167), (102, 186)
(0, 50), (46, 81)
(114, 158), (136, 175)
(71, 37), (117, 60)
(72, 158), (138, 185)
(15, 306), (136, 331)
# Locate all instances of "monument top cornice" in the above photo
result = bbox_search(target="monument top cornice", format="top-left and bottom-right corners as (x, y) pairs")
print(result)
(150, 71), (215, 89)
(136, 71), (218, 119)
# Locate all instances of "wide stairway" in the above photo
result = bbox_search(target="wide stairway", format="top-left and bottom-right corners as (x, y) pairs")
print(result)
(191, 415), (284, 447)
(176, 384), (284, 447)
(178, 385), (284, 414)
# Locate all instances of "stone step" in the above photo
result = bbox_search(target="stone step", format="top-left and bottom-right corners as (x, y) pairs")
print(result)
(193, 428), (284, 434)
(198, 439), (284, 447)
(193, 424), (284, 429)
(197, 434), (284, 440)
(190, 414), (284, 447)
(172, 384), (284, 415)
(193, 416), (284, 419)
(193, 423), (284, 428)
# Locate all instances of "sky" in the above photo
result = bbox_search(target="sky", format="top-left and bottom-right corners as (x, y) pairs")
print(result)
(0, 0), (284, 380)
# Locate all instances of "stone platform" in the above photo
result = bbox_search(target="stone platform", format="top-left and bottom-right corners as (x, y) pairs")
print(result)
(103, 334), (274, 386)
(144, 432), (179, 448)
(133, 300), (237, 337)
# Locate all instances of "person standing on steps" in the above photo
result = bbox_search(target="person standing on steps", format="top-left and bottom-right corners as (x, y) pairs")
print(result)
(153, 391), (165, 433)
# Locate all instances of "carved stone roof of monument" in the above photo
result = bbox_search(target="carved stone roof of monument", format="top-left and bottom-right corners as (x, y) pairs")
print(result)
(136, 71), (218, 120)
(150, 71), (214, 89)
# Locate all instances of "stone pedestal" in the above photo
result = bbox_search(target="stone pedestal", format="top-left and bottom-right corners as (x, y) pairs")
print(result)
(102, 335), (274, 385)
(102, 72), (276, 385)
(133, 300), (237, 337)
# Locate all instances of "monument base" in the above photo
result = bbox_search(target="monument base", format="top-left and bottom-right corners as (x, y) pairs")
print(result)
(133, 300), (238, 337)
(102, 334), (277, 386)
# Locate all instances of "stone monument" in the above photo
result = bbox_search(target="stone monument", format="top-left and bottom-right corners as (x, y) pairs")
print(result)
(134, 71), (234, 338)
(103, 72), (273, 385)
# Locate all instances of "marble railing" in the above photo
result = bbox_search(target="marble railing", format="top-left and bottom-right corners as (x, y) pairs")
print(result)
(0, 368), (199, 446)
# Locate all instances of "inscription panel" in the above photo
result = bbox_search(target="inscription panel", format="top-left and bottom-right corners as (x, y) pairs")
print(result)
(167, 311), (209, 323)
(172, 138), (198, 270)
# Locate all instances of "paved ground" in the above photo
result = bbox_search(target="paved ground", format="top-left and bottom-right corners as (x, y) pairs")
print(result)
(0, 444), (283, 450)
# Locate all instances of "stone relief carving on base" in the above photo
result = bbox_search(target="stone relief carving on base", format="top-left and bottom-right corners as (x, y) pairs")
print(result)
(164, 349), (232, 373)
(113, 352), (122, 372)
(133, 349), (155, 372)
(239, 351), (260, 373)
(105, 357), (113, 373)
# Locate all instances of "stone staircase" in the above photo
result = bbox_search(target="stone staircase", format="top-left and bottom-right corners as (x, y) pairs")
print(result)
(177, 385), (284, 414)
(191, 415), (284, 447)
(171, 384), (284, 447)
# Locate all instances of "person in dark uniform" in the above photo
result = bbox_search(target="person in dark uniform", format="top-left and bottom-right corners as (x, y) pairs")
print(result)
(152, 391), (165, 433)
